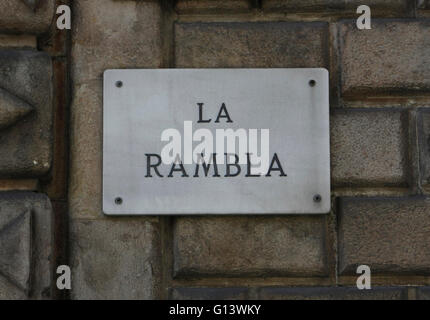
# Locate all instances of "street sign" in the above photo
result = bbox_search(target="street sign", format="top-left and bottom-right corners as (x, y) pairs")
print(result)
(103, 69), (330, 215)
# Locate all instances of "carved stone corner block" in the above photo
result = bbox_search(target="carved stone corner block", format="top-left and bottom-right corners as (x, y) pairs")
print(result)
(0, 192), (53, 299)
(0, 0), (56, 35)
(0, 50), (53, 179)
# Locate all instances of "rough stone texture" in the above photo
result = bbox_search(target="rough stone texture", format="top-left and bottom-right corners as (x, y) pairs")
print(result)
(70, 219), (161, 300)
(331, 109), (408, 187)
(339, 20), (430, 97)
(72, 0), (162, 84)
(173, 216), (328, 277)
(69, 81), (103, 219)
(338, 197), (430, 275)
(176, 0), (251, 13)
(417, 110), (430, 191)
(263, 0), (411, 15)
(0, 88), (34, 130)
(0, 0), (55, 35)
(0, 50), (53, 178)
(0, 210), (31, 294)
(0, 192), (53, 299)
(259, 287), (407, 300)
(417, 287), (430, 300)
(175, 22), (329, 68)
(170, 287), (249, 300)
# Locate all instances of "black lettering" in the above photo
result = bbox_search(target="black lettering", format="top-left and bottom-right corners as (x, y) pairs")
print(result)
(225, 153), (241, 177)
(197, 103), (211, 123)
(145, 154), (163, 177)
(245, 153), (261, 177)
(266, 153), (287, 177)
(215, 103), (233, 123)
(168, 162), (189, 177)
(194, 153), (221, 177)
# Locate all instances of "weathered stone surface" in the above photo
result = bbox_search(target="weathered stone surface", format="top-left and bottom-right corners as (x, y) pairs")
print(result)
(0, 87), (34, 130)
(72, 0), (162, 84)
(259, 287), (407, 300)
(170, 287), (249, 300)
(69, 81), (103, 219)
(0, 192), (53, 299)
(338, 197), (430, 275)
(417, 287), (430, 300)
(0, 50), (53, 178)
(339, 20), (430, 97)
(0, 210), (32, 293)
(263, 0), (411, 15)
(0, 0), (55, 34)
(70, 219), (161, 299)
(175, 22), (329, 68)
(417, 110), (430, 190)
(176, 0), (251, 13)
(331, 109), (408, 187)
(173, 216), (328, 277)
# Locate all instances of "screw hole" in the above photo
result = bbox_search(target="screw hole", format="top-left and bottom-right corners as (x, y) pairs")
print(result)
(313, 194), (322, 203)
(116, 81), (123, 88)
(115, 197), (123, 205)
(309, 79), (316, 87)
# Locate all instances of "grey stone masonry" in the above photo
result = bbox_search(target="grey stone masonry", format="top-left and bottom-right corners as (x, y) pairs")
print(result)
(339, 20), (430, 98)
(0, 0), (56, 34)
(70, 219), (162, 299)
(175, 22), (329, 68)
(331, 109), (409, 187)
(0, 50), (53, 178)
(0, 192), (53, 299)
(173, 216), (328, 278)
(338, 197), (430, 275)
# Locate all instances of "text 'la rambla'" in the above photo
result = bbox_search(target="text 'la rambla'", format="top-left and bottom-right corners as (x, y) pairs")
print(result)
(144, 103), (287, 178)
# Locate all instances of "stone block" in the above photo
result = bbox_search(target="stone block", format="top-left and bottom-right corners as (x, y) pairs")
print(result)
(72, 0), (162, 84)
(0, 192), (53, 299)
(0, 50), (53, 178)
(331, 109), (408, 187)
(175, 22), (329, 68)
(173, 216), (328, 277)
(0, 0), (55, 34)
(339, 20), (430, 97)
(338, 197), (430, 275)
(69, 81), (103, 219)
(70, 218), (161, 299)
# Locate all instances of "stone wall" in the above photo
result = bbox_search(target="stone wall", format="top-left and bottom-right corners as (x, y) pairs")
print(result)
(1, 0), (430, 300)
(0, 0), (67, 299)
